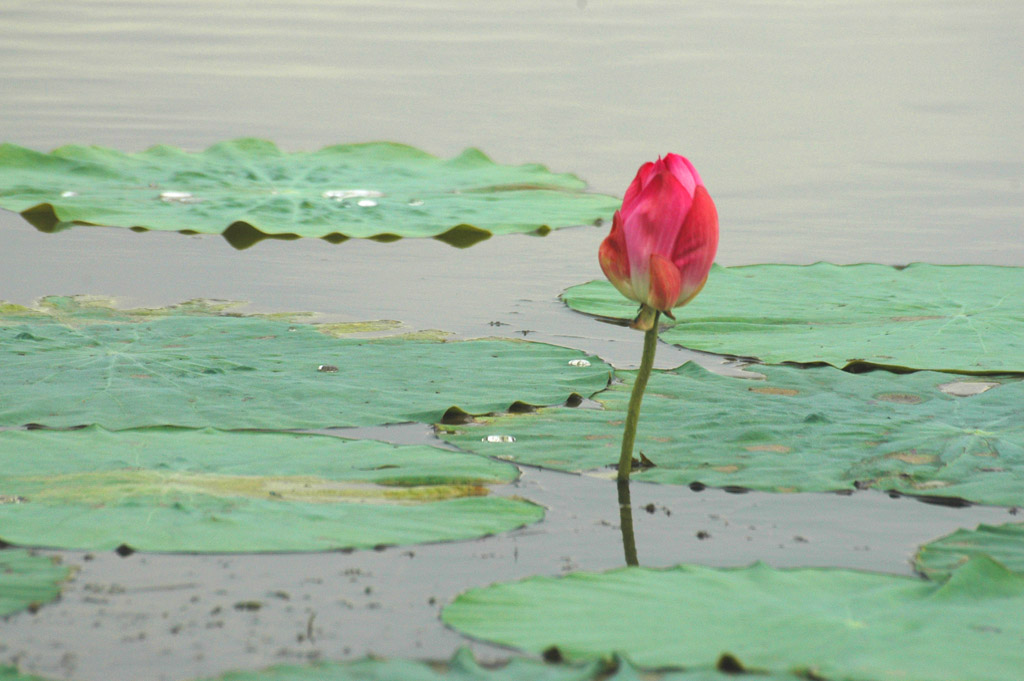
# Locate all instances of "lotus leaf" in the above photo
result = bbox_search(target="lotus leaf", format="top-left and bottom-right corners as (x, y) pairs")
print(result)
(441, 363), (1024, 506)
(916, 522), (1024, 580)
(0, 428), (542, 552)
(201, 647), (805, 681)
(442, 557), (1024, 680)
(0, 297), (610, 430)
(0, 549), (69, 617)
(0, 669), (51, 681)
(0, 140), (618, 246)
(562, 263), (1024, 373)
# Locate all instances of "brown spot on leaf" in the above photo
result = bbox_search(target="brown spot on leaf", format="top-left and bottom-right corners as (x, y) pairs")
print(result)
(875, 392), (924, 404)
(745, 444), (792, 454)
(712, 465), (741, 473)
(887, 451), (937, 465)
(748, 386), (799, 396)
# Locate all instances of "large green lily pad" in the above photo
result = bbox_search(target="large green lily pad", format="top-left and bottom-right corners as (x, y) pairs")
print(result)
(441, 362), (1024, 506)
(203, 647), (804, 681)
(0, 428), (542, 552)
(442, 557), (1024, 680)
(0, 549), (69, 617)
(562, 264), (1024, 373)
(0, 139), (618, 246)
(0, 297), (610, 430)
(916, 522), (1024, 580)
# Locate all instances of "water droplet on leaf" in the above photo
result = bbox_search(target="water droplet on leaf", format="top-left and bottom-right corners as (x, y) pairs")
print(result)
(322, 189), (383, 201)
(317, 364), (339, 373)
(567, 359), (591, 367)
(482, 435), (516, 443)
(937, 381), (1000, 397)
(159, 191), (200, 204)
(60, 191), (78, 198)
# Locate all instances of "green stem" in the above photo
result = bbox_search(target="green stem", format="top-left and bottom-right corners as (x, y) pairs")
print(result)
(617, 310), (660, 481)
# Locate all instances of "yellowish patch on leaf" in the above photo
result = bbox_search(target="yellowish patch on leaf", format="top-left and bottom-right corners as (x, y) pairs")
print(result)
(317, 320), (404, 337)
(875, 392), (924, 404)
(17, 470), (487, 505)
(748, 387), (799, 397)
(745, 444), (792, 454)
(886, 451), (937, 465)
(910, 480), (952, 490)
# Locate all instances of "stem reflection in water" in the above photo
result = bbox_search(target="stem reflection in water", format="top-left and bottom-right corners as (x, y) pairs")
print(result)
(617, 479), (639, 566)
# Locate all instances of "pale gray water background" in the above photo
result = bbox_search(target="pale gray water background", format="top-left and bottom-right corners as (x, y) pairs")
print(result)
(0, 1), (1022, 679)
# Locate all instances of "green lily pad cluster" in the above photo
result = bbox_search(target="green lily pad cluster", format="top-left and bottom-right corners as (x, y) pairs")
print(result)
(0, 296), (609, 430)
(5, 141), (1024, 680)
(0, 428), (542, 553)
(442, 362), (1024, 506)
(0, 297), (612, 553)
(915, 522), (1024, 580)
(435, 262), (1024, 679)
(563, 263), (1024, 373)
(443, 556), (1024, 681)
(439, 263), (1024, 506)
(0, 139), (619, 247)
(0, 550), (69, 617)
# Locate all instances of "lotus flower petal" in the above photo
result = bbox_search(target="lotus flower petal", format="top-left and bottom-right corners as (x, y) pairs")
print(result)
(598, 154), (718, 317)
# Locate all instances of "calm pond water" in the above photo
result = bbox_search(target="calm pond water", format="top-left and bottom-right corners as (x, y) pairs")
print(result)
(1, 2), (1022, 679)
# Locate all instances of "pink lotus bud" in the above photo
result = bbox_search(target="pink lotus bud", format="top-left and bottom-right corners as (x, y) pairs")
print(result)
(599, 154), (719, 327)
